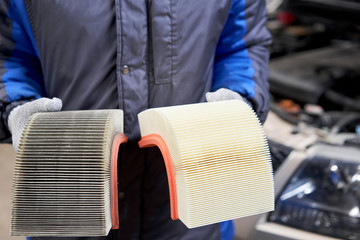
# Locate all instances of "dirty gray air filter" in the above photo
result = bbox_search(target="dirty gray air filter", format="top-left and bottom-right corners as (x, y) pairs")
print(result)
(11, 110), (127, 237)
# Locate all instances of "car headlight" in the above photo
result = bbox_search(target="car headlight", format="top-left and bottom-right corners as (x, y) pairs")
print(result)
(268, 144), (360, 240)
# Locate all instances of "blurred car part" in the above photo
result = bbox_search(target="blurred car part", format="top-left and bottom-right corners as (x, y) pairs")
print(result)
(268, 43), (360, 108)
(254, 0), (360, 239)
(255, 144), (360, 240)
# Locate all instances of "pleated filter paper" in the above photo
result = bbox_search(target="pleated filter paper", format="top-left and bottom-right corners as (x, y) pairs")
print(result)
(11, 100), (274, 236)
(138, 100), (274, 228)
(11, 110), (123, 237)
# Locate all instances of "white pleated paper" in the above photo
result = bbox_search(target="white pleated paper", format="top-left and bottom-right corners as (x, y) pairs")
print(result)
(138, 100), (274, 228)
(11, 110), (123, 236)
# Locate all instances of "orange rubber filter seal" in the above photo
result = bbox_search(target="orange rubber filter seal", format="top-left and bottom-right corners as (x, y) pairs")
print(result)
(138, 134), (179, 220)
(111, 133), (128, 229)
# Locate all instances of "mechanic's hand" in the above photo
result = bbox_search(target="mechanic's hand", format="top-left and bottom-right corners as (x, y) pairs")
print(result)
(8, 97), (62, 152)
(206, 88), (244, 102)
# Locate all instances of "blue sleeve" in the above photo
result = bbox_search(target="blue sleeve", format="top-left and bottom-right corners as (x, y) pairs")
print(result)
(220, 220), (235, 240)
(0, 0), (44, 140)
(213, 0), (272, 123)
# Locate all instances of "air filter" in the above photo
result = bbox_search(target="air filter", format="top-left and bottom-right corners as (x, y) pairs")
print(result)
(11, 110), (127, 237)
(138, 100), (274, 228)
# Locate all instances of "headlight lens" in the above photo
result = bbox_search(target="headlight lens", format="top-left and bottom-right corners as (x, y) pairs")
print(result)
(269, 154), (360, 239)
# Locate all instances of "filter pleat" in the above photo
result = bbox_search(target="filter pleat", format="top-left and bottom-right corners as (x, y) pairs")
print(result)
(11, 110), (123, 236)
(138, 100), (274, 228)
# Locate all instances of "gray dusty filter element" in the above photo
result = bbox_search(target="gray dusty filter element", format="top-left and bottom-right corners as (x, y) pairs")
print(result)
(11, 110), (125, 237)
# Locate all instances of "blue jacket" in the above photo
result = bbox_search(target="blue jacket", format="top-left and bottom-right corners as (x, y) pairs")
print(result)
(0, 0), (271, 239)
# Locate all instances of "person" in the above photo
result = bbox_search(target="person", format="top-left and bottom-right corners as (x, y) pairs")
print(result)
(0, 0), (271, 239)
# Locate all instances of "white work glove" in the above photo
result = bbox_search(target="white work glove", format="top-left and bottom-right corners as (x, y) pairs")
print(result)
(206, 88), (245, 102)
(8, 97), (62, 152)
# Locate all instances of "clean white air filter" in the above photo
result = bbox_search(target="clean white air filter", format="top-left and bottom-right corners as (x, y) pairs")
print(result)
(138, 100), (274, 228)
(11, 110), (127, 237)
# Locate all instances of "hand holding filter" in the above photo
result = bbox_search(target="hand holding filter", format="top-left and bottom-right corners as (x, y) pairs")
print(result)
(8, 97), (63, 152)
(205, 88), (245, 102)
